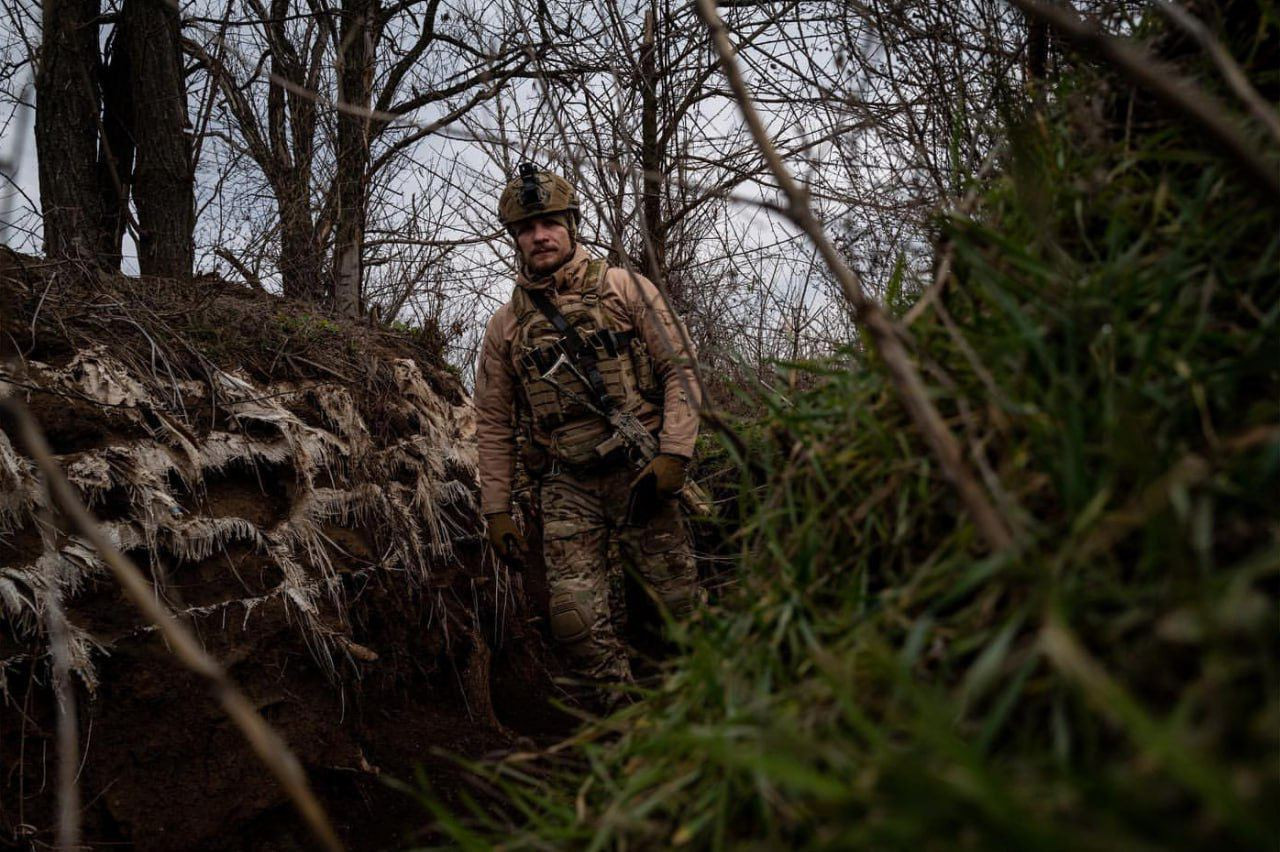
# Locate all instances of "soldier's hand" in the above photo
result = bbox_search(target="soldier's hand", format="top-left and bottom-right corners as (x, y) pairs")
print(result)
(485, 512), (527, 568)
(631, 453), (688, 498)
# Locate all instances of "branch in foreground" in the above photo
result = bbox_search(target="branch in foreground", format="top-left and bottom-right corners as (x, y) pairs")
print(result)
(696, 0), (1015, 553)
(0, 393), (344, 852)
(1010, 0), (1280, 205)
(1155, 0), (1280, 149)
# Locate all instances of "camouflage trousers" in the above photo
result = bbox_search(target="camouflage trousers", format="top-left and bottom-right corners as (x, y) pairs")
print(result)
(540, 462), (698, 683)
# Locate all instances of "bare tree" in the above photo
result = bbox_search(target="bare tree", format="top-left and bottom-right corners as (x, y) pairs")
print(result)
(331, 0), (374, 316)
(33, 0), (193, 274)
(14, 0), (1053, 377)
(34, 0), (106, 264)
(122, 0), (195, 276)
(188, 0), (538, 312)
(96, 17), (134, 267)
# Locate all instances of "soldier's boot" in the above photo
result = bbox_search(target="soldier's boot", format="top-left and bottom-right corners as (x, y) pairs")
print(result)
(653, 580), (700, 620)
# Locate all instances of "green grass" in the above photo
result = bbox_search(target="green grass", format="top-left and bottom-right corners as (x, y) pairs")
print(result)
(414, 25), (1279, 852)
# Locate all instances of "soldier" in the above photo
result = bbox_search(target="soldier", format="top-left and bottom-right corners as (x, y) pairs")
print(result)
(475, 162), (702, 688)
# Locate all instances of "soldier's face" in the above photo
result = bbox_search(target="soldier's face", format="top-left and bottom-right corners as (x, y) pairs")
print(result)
(515, 216), (573, 275)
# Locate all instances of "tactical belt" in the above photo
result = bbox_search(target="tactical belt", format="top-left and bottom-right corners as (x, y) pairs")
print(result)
(547, 450), (622, 477)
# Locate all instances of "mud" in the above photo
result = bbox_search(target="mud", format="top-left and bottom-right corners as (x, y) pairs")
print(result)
(0, 261), (572, 849)
(2, 572), (560, 850)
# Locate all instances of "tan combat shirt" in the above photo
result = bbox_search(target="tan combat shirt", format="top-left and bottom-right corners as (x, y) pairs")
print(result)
(475, 246), (701, 515)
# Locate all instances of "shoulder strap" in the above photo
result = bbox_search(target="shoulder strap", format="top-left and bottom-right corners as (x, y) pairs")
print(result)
(587, 259), (607, 294)
(582, 259), (612, 328)
(525, 286), (616, 414)
(511, 284), (533, 323)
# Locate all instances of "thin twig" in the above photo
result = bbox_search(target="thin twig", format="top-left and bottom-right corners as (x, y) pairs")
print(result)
(1155, 0), (1280, 149)
(1010, 0), (1280, 204)
(215, 247), (268, 292)
(903, 146), (1002, 327)
(697, 0), (1014, 553)
(42, 566), (81, 851)
(0, 395), (344, 852)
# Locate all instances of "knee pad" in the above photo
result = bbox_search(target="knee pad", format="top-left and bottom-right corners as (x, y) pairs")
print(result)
(549, 589), (592, 644)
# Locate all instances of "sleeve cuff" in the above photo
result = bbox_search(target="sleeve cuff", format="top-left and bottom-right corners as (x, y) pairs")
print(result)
(658, 439), (695, 459)
(480, 495), (512, 516)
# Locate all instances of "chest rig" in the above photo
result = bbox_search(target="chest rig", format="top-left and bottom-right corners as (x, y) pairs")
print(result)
(512, 260), (660, 466)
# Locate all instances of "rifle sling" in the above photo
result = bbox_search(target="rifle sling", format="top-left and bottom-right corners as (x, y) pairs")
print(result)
(525, 286), (617, 415)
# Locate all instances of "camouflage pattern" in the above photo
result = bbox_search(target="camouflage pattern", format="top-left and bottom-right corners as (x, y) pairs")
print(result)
(540, 463), (699, 683)
(475, 246), (701, 516)
(511, 259), (656, 467)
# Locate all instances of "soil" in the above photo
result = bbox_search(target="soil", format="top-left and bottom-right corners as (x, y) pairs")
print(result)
(1, 582), (567, 850)
(0, 260), (574, 850)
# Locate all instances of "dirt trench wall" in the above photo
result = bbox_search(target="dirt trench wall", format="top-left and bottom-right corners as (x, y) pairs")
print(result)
(0, 263), (560, 849)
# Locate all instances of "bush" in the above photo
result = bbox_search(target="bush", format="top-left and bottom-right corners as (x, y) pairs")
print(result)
(416, 19), (1279, 852)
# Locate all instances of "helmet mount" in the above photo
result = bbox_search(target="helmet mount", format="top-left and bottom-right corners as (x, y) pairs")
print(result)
(519, 162), (547, 211)
(498, 163), (580, 231)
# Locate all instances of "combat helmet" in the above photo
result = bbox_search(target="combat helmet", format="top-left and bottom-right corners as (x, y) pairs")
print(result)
(498, 162), (580, 233)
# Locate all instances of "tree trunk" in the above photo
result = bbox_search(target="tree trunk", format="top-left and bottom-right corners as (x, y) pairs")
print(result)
(638, 8), (670, 298)
(1027, 17), (1048, 85)
(96, 24), (134, 269)
(333, 0), (376, 318)
(35, 0), (106, 265)
(123, 0), (194, 277)
(266, 0), (323, 301)
(279, 171), (324, 300)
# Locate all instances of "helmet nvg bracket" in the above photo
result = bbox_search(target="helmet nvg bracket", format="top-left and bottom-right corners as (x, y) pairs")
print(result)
(499, 162), (580, 231)
(519, 162), (546, 211)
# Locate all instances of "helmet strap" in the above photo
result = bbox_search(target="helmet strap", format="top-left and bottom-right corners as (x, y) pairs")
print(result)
(549, 210), (577, 243)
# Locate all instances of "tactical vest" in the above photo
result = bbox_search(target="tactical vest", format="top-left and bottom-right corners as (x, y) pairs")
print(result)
(512, 260), (661, 466)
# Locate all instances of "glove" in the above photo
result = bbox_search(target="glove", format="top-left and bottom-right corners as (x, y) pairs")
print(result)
(631, 453), (688, 497)
(485, 512), (526, 568)
(627, 454), (688, 526)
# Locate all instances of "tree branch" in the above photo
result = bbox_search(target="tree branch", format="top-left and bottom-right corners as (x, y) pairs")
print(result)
(697, 0), (1016, 553)
(1010, 0), (1279, 204)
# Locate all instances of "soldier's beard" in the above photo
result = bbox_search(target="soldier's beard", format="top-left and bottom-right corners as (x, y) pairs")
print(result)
(523, 241), (573, 276)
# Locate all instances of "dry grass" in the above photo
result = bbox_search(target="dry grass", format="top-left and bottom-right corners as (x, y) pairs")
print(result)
(0, 263), (482, 689)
